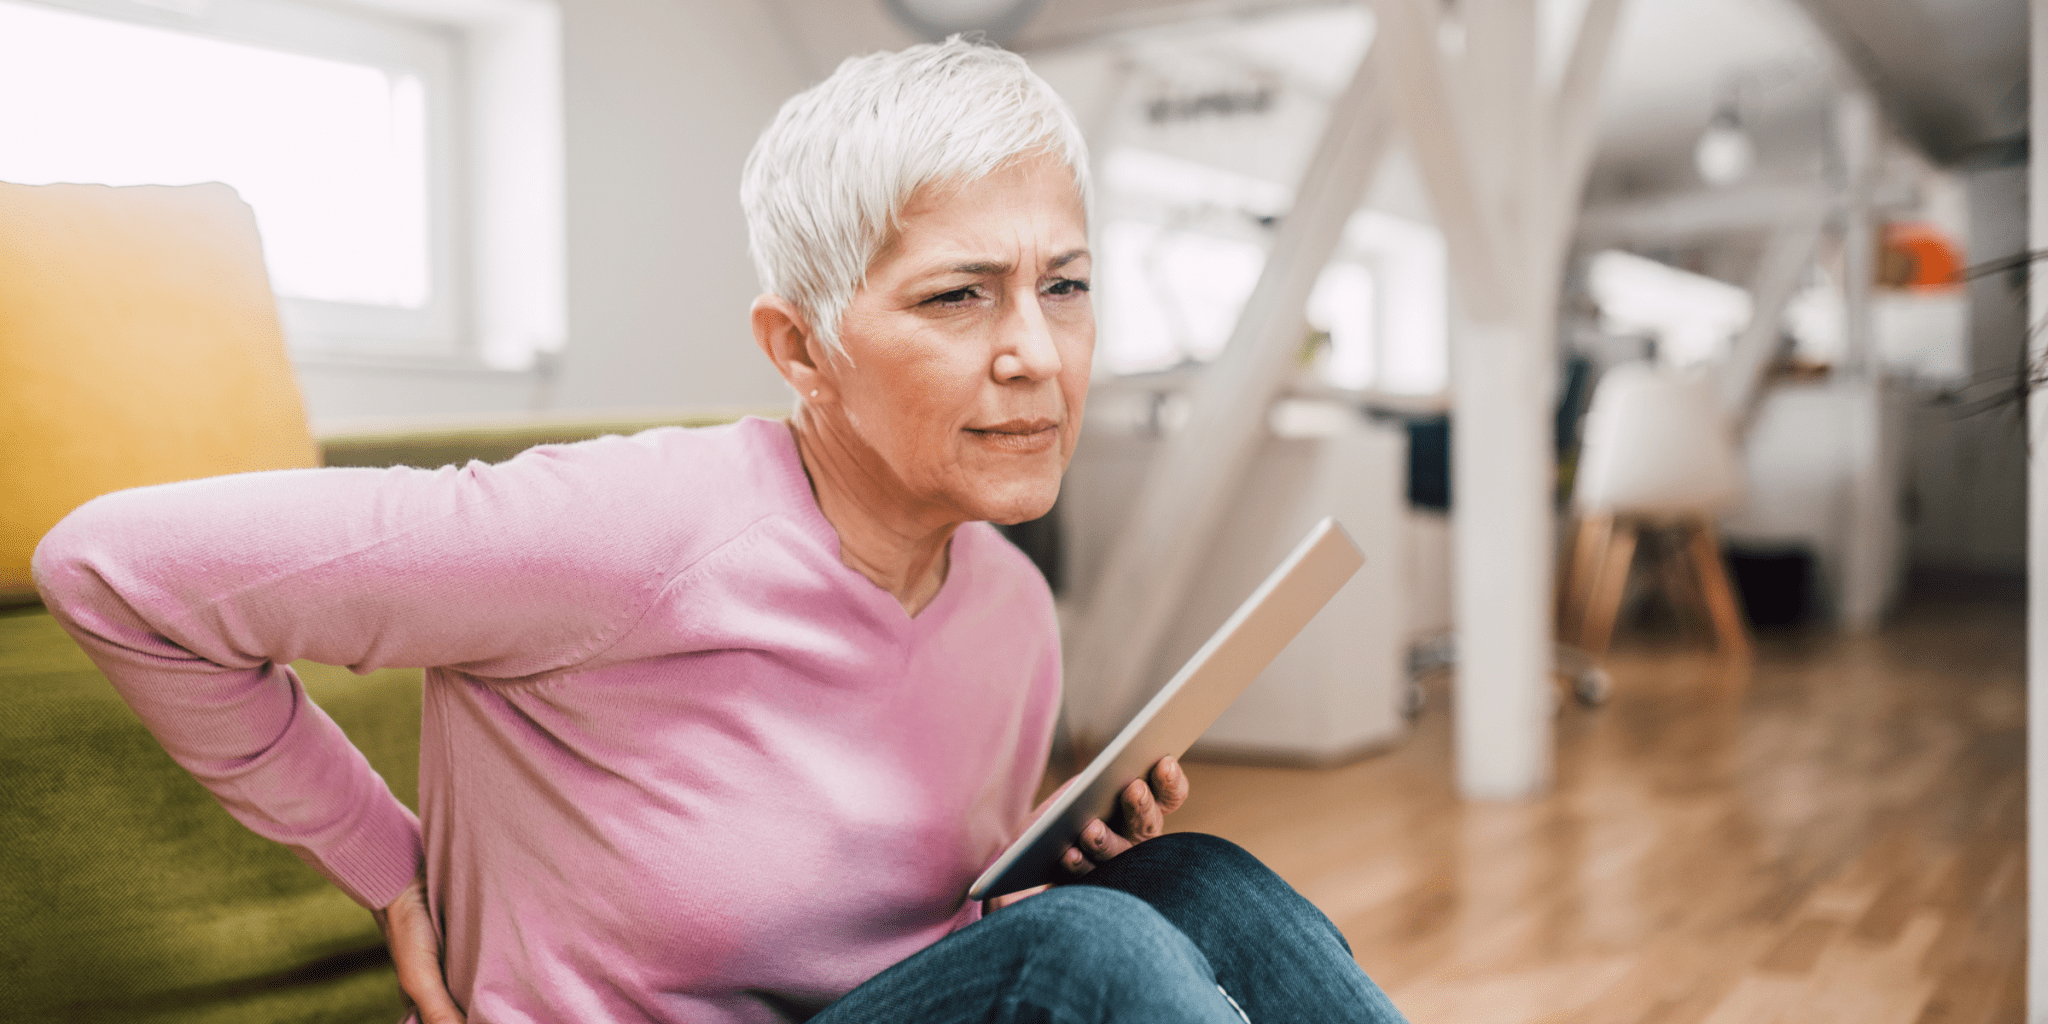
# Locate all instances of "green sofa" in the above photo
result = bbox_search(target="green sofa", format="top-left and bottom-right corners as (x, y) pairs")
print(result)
(3, 410), (770, 1023)
(3, 608), (422, 1024)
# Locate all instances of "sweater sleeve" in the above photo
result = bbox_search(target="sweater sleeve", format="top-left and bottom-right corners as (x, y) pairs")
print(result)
(31, 438), (683, 909)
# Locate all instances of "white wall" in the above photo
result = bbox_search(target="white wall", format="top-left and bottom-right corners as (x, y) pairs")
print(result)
(299, 359), (546, 426)
(301, 0), (806, 424)
(551, 0), (803, 412)
(1721, 380), (1910, 626)
(1058, 411), (1412, 762)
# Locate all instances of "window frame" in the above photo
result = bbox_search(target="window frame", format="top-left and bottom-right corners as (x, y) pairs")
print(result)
(4, 0), (564, 370)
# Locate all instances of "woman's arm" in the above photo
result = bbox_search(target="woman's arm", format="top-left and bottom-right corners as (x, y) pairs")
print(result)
(31, 438), (681, 910)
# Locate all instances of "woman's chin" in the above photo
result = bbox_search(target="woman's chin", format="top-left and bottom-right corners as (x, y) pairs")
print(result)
(965, 476), (1061, 526)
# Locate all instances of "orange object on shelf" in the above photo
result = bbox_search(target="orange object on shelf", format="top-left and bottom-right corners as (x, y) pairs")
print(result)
(1879, 221), (1964, 291)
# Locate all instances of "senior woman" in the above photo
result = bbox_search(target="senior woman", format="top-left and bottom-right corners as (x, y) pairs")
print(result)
(34, 37), (1406, 1024)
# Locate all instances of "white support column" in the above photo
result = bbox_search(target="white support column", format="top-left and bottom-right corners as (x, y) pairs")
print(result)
(1370, 0), (1509, 318)
(1370, 0), (1622, 801)
(1063, 50), (1395, 748)
(1461, 0), (1537, 284)
(1832, 89), (1896, 632)
(1835, 91), (1879, 377)
(1452, 0), (1551, 802)
(2026, 3), (2046, 1020)
(1449, 308), (1557, 799)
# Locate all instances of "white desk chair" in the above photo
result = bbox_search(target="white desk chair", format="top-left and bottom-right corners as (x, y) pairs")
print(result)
(1562, 363), (1752, 663)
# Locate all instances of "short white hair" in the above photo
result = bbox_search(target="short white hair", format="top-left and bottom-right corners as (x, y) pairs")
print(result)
(740, 36), (1091, 358)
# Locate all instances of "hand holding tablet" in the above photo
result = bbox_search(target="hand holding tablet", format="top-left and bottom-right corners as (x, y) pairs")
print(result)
(972, 517), (1365, 901)
(1062, 754), (1189, 874)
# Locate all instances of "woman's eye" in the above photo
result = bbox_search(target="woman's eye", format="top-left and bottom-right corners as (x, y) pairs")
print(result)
(1043, 278), (1091, 297)
(925, 287), (980, 306)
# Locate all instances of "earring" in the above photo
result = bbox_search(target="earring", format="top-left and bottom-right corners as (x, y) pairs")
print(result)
(809, 390), (819, 398)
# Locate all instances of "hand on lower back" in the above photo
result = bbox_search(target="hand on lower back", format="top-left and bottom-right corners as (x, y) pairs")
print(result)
(373, 874), (466, 1024)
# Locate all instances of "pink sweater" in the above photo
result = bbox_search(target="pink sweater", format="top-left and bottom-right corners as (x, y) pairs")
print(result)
(33, 416), (1062, 1024)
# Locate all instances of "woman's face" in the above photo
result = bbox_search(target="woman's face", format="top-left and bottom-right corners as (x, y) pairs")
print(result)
(823, 153), (1093, 526)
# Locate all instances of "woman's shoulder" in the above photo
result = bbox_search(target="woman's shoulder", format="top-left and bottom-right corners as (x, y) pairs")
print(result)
(508, 415), (803, 515)
(456, 415), (809, 576)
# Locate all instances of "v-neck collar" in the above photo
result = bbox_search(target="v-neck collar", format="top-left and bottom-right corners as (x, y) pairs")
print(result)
(750, 416), (968, 628)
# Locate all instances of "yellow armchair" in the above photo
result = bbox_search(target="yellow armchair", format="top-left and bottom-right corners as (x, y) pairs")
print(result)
(0, 180), (318, 604)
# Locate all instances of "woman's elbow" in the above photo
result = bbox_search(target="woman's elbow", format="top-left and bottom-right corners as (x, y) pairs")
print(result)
(31, 489), (144, 616)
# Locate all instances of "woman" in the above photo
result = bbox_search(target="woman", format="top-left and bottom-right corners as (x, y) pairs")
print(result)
(34, 37), (1407, 1024)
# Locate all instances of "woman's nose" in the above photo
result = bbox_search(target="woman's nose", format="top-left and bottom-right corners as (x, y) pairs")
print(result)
(993, 293), (1063, 382)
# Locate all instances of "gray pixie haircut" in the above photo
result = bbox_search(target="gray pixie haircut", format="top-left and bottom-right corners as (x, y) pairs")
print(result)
(740, 36), (1091, 357)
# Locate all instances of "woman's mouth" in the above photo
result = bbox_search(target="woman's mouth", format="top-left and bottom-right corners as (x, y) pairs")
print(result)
(966, 418), (1060, 455)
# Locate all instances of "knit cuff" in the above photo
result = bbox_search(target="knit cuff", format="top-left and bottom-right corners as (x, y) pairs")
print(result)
(317, 797), (424, 909)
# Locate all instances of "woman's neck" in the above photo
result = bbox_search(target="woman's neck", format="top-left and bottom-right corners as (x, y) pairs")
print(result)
(787, 414), (956, 617)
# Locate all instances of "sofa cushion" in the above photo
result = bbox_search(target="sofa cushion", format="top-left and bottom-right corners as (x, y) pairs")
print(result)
(1, 605), (417, 1023)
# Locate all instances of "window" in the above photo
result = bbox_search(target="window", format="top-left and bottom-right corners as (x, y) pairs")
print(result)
(1588, 249), (1753, 369)
(1306, 261), (1374, 390)
(0, 0), (562, 368)
(1094, 147), (1447, 395)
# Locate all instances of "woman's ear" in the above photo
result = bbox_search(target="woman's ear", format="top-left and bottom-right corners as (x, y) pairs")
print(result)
(751, 294), (833, 401)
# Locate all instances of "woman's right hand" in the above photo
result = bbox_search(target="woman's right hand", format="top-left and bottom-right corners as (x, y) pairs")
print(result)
(373, 875), (466, 1024)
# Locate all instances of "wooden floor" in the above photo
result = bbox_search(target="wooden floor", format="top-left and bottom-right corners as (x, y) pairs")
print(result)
(1166, 578), (2026, 1023)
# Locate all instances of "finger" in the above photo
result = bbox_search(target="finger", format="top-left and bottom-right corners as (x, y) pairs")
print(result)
(1060, 843), (1094, 876)
(1151, 755), (1190, 814)
(1081, 816), (1133, 863)
(986, 883), (1052, 911)
(387, 891), (466, 1024)
(1117, 777), (1164, 843)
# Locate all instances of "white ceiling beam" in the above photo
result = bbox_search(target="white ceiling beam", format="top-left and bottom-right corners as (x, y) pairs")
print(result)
(1538, 0), (1625, 267)
(1367, 0), (1512, 322)
(1014, 0), (1351, 53)
(1578, 182), (1832, 245)
(1718, 213), (1824, 423)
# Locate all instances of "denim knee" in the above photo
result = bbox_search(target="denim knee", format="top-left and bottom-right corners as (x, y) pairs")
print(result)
(1079, 832), (1282, 896)
(1078, 832), (1353, 956)
(990, 886), (1211, 983)
(1116, 832), (1262, 874)
(986, 886), (1241, 1021)
(811, 885), (1247, 1024)
(992, 885), (1197, 969)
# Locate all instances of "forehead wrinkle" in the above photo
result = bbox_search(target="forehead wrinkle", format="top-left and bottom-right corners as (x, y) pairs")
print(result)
(891, 197), (1088, 286)
(914, 244), (1087, 282)
(949, 259), (1011, 276)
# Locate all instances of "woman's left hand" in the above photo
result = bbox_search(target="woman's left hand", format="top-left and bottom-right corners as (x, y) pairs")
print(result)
(1059, 755), (1190, 877)
(984, 756), (1192, 911)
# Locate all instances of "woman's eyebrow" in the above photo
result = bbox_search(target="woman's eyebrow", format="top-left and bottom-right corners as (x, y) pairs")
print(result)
(944, 259), (1010, 276)
(923, 248), (1089, 280)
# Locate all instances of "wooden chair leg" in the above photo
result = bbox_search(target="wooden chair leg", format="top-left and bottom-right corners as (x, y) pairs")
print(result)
(1685, 519), (1752, 661)
(1579, 519), (1639, 660)
(1660, 527), (1702, 625)
(1561, 513), (1612, 642)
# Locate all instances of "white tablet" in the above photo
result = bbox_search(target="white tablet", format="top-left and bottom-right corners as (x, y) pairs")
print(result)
(968, 517), (1365, 900)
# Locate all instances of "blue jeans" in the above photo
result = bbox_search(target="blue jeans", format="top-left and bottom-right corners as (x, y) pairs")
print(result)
(811, 832), (1409, 1023)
